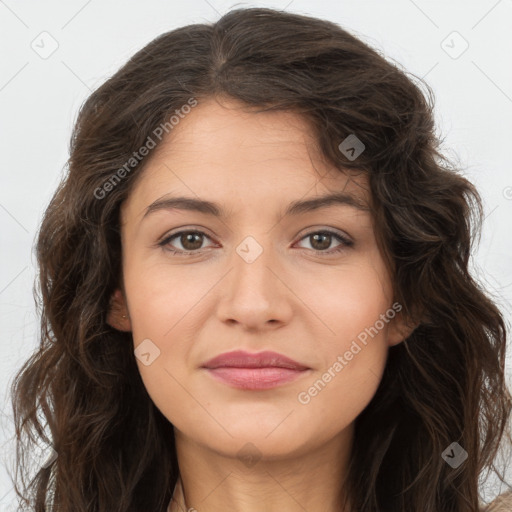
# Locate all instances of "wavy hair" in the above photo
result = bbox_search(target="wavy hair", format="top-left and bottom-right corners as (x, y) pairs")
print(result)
(10, 7), (511, 512)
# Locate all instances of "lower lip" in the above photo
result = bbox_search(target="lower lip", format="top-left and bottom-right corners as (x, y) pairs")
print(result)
(204, 367), (310, 390)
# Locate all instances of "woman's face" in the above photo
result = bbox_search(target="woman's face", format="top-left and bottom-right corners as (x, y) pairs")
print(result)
(112, 97), (408, 461)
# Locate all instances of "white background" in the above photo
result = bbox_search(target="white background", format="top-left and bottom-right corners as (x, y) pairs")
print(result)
(1, 0), (511, 508)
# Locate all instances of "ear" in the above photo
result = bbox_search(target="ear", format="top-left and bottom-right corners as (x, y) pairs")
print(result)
(386, 309), (419, 347)
(106, 288), (132, 332)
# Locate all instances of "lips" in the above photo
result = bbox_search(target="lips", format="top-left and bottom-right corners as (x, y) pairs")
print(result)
(201, 350), (311, 390)
(201, 350), (309, 370)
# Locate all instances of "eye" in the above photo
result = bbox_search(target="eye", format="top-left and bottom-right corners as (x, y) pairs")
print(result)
(158, 230), (216, 254)
(158, 228), (353, 256)
(294, 230), (353, 255)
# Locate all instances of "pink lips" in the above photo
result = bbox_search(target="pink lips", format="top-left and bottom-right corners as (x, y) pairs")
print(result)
(201, 350), (310, 390)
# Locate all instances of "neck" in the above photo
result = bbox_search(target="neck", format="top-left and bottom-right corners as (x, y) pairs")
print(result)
(169, 425), (354, 512)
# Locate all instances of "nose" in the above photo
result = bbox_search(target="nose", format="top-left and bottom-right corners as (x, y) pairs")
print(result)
(215, 236), (294, 332)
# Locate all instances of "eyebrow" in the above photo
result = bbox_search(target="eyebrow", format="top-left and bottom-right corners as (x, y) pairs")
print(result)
(142, 191), (369, 221)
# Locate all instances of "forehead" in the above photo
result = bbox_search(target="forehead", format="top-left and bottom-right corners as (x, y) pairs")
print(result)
(122, 97), (369, 219)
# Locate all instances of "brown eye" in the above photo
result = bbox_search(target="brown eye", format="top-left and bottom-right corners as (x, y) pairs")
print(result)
(159, 230), (214, 253)
(295, 230), (353, 254)
(178, 232), (205, 251)
(309, 233), (332, 250)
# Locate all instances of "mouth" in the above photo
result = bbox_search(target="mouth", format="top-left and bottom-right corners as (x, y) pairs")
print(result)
(201, 350), (311, 390)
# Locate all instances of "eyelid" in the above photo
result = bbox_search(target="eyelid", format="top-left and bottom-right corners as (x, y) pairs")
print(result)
(157, 224), (216, 242)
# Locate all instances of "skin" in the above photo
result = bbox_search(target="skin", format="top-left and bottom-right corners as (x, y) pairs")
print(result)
(107, 96), (414, 512)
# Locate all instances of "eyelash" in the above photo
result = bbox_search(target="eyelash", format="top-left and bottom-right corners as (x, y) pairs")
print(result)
(158, 229), (353, 256)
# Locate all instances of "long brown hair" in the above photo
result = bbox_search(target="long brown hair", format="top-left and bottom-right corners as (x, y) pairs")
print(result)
(10, 7), (511, 511)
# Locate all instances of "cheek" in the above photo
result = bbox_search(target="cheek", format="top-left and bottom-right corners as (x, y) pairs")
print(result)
(294, 342), (386, 445)
(123, 260), (215, 426)
(297, 304), (391, 437)
(293, 259), (392, 415)
(296, 258), (393, 343)
(123, 258), (208, 342)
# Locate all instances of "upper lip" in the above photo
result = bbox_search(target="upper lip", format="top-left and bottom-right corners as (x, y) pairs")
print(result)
(201, 350), (309, 370)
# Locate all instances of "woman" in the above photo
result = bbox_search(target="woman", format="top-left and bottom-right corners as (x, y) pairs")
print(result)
(10, 7), (511, 512)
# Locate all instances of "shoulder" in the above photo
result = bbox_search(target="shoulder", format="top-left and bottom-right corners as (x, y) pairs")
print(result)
(481, 490), (512, 511)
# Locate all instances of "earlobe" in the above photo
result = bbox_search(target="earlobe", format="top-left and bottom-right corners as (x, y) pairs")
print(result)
(387, 310), (419, 347)
(106, 288), (132, 332)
